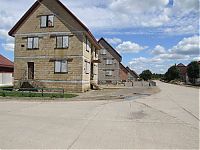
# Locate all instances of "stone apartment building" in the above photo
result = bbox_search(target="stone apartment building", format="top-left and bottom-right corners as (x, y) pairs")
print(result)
(126, 67), (139, 81)
(119, 63), (128, 82)
(9, 0), (101, 92)
(98, 38), (128, 84)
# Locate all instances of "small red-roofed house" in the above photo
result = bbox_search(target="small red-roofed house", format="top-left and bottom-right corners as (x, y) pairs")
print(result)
(177, 63), (187, 82)
(0, 54), (14, 86)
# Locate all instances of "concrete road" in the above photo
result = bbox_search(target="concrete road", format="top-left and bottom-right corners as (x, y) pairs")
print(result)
(0, 81), (199, 149)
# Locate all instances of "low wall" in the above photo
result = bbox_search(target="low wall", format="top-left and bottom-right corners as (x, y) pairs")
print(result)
(0, 73), (13, 86)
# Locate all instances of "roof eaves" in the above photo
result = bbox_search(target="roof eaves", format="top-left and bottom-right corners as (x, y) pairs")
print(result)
(98, 37), (122, 60)
(8, 0), (100, 49)
(8, 0), (40, 36)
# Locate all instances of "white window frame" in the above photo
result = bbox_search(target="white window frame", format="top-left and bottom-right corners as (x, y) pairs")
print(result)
(40, 15), (54, 28)
(27, 37), (39, 49)
(54, 60), (68, 73)
(105, 70), (112, 76)
(56, 36), (69, 49)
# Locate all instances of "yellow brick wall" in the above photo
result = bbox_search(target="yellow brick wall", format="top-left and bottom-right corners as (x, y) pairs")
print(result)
(13, 1), (97, 92)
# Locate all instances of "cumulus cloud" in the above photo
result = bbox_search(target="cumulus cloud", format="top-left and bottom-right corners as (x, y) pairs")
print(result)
(105, 38), (122, 45)
(170, 35), (199, 55)
(62, 0), (198, 34)
(116, 41), (148, 53)
(151, 45), (166, 55)
(0, 0), (198, 37)
(128, 57), (169, 74)
(2, 43), (14, 51)
(129, 35), (199, 73)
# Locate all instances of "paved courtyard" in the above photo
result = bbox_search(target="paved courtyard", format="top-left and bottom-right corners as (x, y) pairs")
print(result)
(0, 81), (199, 149)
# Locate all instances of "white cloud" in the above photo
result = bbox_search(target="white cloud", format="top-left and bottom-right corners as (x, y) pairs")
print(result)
(128, 35), (199, 73)
(159, 53), (190, 60)
(0, 0), (197, 37)
(128, 57), (169, 74)
(151, 45), (166, 55)
(116, 41), (148, 53)
(61, 0), (198, 34)
(170, 35), (199, 55)
(105, 38), (122, 45)
(174, 0), (199, 11)
(2, 43), (14, 51)
(192, 56), (200, 61)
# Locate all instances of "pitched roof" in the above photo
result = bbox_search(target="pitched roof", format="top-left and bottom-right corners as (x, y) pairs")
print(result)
(177, 63), (186, 67)
(0, 54), (14, 68)
(98, 38), (122, 62)
(8, 0), (100, 49)
(126, 67), (139, 78)
(119, 63), (128, 73)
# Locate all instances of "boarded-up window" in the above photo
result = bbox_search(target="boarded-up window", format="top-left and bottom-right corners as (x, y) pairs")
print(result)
(106, 59), (113, 65)
(27, 37), (39, 49)
(56, 36), (69, 48)
(101, 49), (106, 55)
(63, 36), (69, 48)
(55, 60), (68, 73)
(41, 16), (47, 27)
(86, 37), (91, 52)
(105, 70), (112, 76)
(40, 15), (54, 27)
(85, 61), (90, 74)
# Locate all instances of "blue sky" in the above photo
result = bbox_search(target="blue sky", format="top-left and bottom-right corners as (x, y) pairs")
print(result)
(0, 0), (199, 74)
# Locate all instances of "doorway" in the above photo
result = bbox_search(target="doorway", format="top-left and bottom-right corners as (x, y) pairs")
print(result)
(28, 62), (34, 80)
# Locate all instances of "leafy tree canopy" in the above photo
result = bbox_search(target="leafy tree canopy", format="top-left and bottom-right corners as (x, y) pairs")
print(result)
(140, 70), (152, 81)
(187, 61), (199, 84)
(164, 65), (180, 81)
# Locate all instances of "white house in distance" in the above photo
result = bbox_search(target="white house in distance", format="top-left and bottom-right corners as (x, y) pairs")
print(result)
(0, 54), (14, 86)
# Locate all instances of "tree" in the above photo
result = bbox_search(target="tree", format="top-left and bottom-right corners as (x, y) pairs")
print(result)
(187, 61), (199, 84)
(164, 65), (180, 81)
(152, 73), (164, 80)
(140, 70), (152, 81)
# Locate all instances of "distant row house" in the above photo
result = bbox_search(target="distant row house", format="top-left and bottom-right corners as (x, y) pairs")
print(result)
(98, 38), (138, 84)
(177, 62), (200, 85)
(8, 0), (138, 92)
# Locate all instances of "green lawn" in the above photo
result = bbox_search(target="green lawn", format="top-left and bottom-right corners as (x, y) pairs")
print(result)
(0, 90), (77, 99)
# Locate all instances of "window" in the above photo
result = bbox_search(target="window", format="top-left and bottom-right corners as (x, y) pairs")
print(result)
(85, 61), (90, 74)
(40, 15), (54, 27)
(105, 70), (112, 76)
(27, 37), (39, 49)
(54, 60), (68, 73)
(86, 37), (91, 52)
(101, 49), (106, 55)
(95, 48), (97, 57)
(56, 36), (69, 48)
(106, 59), (113, 65)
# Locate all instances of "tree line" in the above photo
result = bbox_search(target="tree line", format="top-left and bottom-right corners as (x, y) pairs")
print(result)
(139, 61), (199, 85)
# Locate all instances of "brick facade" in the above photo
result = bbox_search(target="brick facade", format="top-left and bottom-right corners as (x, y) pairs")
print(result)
(98, 38), (122, 84)
(9, 0), (100, 92)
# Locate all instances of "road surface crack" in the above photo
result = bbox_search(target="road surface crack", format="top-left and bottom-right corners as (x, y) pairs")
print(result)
(67, 101), (110, 149)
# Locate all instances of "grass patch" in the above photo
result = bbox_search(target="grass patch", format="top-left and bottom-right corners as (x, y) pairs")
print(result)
(0, 90), (77, 99)
(0, 86), (13, 91)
